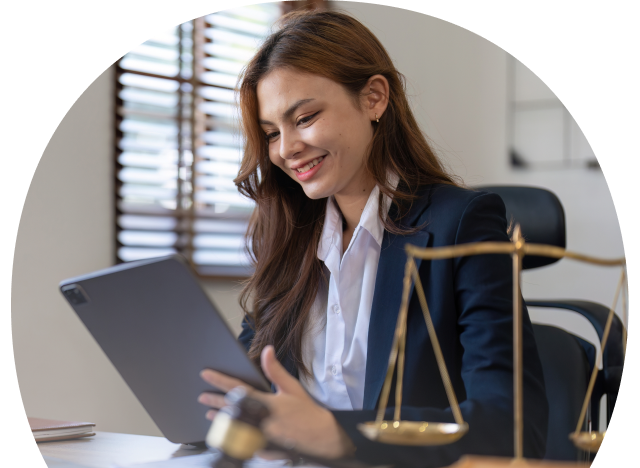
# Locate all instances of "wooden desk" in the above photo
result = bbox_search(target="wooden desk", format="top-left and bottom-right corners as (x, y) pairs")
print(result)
(37, 431), (207, 468)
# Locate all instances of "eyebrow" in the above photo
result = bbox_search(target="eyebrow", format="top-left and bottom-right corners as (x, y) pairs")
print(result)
(259, 98), (315, 125)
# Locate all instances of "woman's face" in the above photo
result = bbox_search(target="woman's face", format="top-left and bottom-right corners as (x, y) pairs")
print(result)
(257, 68), (382, 200)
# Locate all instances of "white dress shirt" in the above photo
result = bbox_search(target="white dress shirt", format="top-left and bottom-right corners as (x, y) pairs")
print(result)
(300, 184), (392, 410)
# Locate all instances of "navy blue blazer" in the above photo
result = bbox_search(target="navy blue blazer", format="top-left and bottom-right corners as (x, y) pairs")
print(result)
(239, 184), (548, 468)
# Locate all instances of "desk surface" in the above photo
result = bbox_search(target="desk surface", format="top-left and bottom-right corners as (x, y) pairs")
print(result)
(37, 431), (207, 468)
(36, 432), (587, 468)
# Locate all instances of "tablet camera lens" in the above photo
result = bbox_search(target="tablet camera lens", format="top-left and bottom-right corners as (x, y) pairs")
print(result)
(63, 286), (88, 305)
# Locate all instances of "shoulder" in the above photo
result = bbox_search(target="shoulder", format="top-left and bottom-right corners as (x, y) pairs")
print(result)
(426, 183), (504, 212)
(412, 184), (506, 223)
(412, 184), (509, 244)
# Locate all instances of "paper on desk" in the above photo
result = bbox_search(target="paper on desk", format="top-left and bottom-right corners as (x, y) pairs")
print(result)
(112, 451), (292, 468)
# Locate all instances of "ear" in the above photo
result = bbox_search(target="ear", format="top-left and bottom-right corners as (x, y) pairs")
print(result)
(362, 74), (390, 122)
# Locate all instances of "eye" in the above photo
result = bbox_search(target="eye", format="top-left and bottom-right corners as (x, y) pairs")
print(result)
(297, 111), (320, 126)
(265, 131), (280, 142)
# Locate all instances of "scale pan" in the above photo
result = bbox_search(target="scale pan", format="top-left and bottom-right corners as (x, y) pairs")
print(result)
(358, 421), (468, 446)
(569, 431), (605, 452)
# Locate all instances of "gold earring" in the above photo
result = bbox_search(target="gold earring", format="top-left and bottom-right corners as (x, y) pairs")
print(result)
(375, 113), (379, 123)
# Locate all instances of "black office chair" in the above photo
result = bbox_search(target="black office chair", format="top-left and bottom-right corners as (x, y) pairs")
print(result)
(479, 185), (625, 461)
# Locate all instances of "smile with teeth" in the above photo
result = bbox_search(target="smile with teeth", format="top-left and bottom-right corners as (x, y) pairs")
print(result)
(296, 156), (325, 173)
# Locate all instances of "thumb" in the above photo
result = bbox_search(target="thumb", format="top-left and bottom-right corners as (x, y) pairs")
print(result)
(261, 345), (304, 396)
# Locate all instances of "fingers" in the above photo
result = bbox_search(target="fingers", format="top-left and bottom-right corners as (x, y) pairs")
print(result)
(260, 345), (304, 396)
(206, 409), (218, 421)
(200, 369), (250, 393)
(199, 369), (255, 421)
(198, 392), (226, 409)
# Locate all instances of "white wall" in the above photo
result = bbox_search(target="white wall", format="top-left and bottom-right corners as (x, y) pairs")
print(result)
(12, 2), (624, 437)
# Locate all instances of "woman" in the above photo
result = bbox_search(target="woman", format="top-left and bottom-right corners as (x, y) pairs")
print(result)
(198, 10), (548, 467)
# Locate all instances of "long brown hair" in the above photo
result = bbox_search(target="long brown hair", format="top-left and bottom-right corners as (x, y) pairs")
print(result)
(235, 10), (456, 374)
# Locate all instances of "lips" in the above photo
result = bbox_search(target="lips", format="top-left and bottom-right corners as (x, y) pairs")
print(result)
(294, 155), (325, 182)
(294, 155), (325, 174)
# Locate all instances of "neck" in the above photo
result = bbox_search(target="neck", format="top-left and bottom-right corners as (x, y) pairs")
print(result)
(334, 176), (377, 234)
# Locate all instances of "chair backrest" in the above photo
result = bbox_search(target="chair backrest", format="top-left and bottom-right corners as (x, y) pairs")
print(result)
(478, 186), (566, 269)
(532, 324), (593, 461)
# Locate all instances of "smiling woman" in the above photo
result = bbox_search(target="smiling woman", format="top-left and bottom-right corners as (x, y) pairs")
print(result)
(235, 10), (457, 373)
(258, 69), (384, 245)
(198, 9), (549, 468)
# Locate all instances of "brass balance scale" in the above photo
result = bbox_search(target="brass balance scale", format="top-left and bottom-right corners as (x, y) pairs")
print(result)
(357, 225), (627, 464)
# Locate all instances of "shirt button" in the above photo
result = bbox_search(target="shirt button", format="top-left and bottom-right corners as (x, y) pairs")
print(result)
(331, 365), (338, 376)
(333, 304), (340, 314)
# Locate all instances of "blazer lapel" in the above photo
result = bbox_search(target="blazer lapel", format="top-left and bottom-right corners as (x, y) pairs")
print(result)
(363, 187), (434, 410)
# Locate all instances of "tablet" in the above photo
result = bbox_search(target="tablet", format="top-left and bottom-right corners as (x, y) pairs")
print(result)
(59, 255), (270, 445)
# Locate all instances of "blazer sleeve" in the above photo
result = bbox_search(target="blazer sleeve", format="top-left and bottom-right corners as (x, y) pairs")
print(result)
(331, 192), (548, 468)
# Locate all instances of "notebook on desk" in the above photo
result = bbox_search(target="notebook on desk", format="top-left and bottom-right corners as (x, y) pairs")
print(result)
(59, 255), (271, 446)
(29, 417), (95, 443)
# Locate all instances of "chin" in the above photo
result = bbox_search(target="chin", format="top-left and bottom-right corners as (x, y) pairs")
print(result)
(302, 190), (327, 200)
(300, 184), (333, 200)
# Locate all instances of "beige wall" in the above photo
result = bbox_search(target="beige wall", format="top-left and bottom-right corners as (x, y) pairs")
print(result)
(12, 2), (623, 436)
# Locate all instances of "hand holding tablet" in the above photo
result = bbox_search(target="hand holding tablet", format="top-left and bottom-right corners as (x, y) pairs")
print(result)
(198, 345), (353, 460)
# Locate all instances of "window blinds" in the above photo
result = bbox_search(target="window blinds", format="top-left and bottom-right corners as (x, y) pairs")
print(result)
(115, 4), (281, 276)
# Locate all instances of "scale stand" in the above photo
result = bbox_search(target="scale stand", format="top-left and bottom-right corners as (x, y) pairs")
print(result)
(357, 225), (626, 466)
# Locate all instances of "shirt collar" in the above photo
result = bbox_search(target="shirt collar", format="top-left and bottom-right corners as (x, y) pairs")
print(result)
(317, 173), (399, 261)
(318, 197), (342, 261)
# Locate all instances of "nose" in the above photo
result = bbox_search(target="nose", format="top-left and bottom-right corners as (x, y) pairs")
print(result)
(278, 128), (305, 160)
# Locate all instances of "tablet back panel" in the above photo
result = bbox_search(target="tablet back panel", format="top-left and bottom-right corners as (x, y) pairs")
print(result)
(60, 255), (269, 445)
